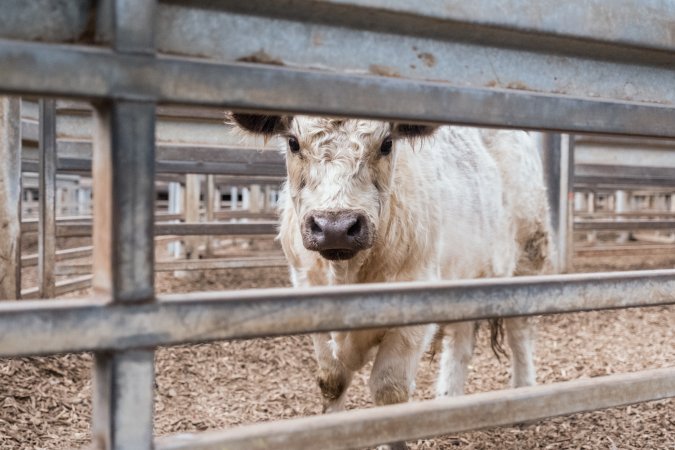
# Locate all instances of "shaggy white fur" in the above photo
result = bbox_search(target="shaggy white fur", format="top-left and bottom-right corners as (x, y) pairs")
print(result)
(232, 115), (552, 430)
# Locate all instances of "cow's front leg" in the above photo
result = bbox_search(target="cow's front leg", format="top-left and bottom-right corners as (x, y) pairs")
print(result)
(370, 325), (436, 450)
(312, 333), (352, 413)
(504, 316), (536, 388)
(436, 321), (476, 397)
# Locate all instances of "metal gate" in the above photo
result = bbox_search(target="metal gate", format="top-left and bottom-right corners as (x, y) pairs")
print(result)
(0, 1), (674, 449)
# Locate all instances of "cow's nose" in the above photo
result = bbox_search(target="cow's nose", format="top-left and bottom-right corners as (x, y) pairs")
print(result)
(302, 210), (373, 260)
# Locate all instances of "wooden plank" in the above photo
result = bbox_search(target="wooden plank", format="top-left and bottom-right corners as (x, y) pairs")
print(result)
(0, 96), (21, 299)
(156, 367), (675, 450)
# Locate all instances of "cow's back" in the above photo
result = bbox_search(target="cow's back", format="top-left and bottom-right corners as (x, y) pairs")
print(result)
(480, 130), (553, 275)
(395, 126), (519, 281)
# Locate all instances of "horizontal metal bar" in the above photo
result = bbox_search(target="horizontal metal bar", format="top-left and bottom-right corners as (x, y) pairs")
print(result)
(213, 211), (278, 220)
(21, 141), (284, 165)
(21, 141), (286, 176)
(8, 0), (675, 55)
(574, 164), (675, 188)
(21, 217), (91, 233)
(156, 366), (675, 450)
(157, 1), (675, 108)
(1, 269), (674, 358)
(575, 244), (675, 258)
(577, 212), (675, 218)
(20, 275), (92, 300)
(574, 220), (675, 231)
(56, 256), (288, 275)
(21, 245), (93, 268)
(0, 0), (93, 43)
(19, 223), (90, 238)
(161, 0), (675, 55)
(21, 222), (277, 237)
(21, 99), (225, 122)
(155, 222), (277, 236)
(21, 237), (192, 268)
(2, 41), (675, 137)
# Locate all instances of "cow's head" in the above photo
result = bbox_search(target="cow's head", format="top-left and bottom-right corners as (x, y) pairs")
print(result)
(230, 114), (435, 261)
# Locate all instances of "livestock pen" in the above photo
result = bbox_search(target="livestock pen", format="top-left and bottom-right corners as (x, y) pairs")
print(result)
(0, 1), (674, 450)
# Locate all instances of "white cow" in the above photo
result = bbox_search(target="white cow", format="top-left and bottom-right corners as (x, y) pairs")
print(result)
(231, 114), (552, 448)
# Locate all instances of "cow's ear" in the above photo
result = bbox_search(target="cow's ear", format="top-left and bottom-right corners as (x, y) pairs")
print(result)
(394, 123), (437, 139)
(228, 113), (290, 135)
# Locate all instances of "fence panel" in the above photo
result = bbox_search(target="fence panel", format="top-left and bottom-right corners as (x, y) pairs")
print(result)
(0, 1), (674, 449)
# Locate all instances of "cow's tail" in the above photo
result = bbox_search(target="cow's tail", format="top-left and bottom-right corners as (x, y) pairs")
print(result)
(489, 318), (508, 360)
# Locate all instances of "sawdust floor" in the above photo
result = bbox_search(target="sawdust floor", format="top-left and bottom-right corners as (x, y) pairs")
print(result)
(1, 258), (674, 449)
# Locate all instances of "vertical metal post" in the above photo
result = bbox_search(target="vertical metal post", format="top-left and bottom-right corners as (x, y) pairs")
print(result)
(615, 190), (628, 243)
(586, 192), (596, 243)
(541, 133), (573, 273)
(92, 100), (157, 450)
(206, 174), (215, 223)
(206, 174), (216, 256)
(564, 136), (575, 272)
(168, 181), (183, 257)
(0, 97), (21, 300)
(250, 184), (261, 214)
(92, 1), (157, 449)
(264, 186), (272, 212)
(184, 174), (201, 259)
(242, 187), (250, 211)
(230, 186), (238, 210)
(38, 99), (57, 299)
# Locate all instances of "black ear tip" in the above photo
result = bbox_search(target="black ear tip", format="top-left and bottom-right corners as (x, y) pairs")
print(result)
(228, 113), (288, 135)
(396, 124), (437, 138)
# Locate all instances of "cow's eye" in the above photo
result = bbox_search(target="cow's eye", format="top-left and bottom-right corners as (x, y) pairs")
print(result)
(380, 138), (393, 156)
(288, 137), (300, 153)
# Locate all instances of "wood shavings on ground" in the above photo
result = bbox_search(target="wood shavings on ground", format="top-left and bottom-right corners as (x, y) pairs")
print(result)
(1, 258), (674, 449)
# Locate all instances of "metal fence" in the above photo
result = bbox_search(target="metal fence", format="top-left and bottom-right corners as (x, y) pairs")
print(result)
(1, 1), (674, 449)
(17, 99), (284, 298)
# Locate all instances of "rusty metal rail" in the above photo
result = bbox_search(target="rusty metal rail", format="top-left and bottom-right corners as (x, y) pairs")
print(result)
(155, 367), (675, 450)
(1, 269), (673, 358)
(1, 1), (675, 449)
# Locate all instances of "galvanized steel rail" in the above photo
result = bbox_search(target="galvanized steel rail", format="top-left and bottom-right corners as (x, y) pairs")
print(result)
(1, 1), (675, 449)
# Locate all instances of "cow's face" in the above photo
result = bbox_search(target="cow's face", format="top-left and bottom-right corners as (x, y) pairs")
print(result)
(231, 114), (434, 261)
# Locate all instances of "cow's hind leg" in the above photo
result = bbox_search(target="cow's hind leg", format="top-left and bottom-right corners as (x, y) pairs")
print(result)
(504, 316), (536, 387)
(312, 333), (352, 413)
(370, 325), (436, 450)
(436, 321), (476, 397)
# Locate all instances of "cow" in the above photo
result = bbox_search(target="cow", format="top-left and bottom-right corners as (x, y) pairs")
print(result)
(230, 114), (552, 449)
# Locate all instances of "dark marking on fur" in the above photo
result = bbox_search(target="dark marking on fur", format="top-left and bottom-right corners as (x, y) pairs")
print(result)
(373, 380), (409, 406)
(317, 372), (348, 402)
(429, 326), (445, 362)
(524, 227), (549, 270)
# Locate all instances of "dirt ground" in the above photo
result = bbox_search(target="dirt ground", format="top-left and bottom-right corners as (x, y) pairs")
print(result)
(1, 241), (674, 449)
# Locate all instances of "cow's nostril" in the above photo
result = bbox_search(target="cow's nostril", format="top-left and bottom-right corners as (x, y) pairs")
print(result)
(347, 218), (361, 237)
(310, 217), (323, 234)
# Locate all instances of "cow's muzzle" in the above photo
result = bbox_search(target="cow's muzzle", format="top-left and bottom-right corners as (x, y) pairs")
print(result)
(301, 210), (374, 260)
